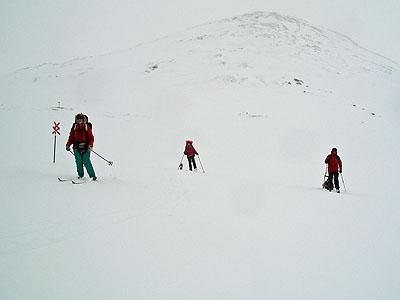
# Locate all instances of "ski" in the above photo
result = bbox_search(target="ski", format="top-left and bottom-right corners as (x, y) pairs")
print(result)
(58, 177), (90, 184)
(72, 180), (86, 184)
(72, 178), (97, 184)
(322, 188), (341, 194)
(59, 177), (97, 184)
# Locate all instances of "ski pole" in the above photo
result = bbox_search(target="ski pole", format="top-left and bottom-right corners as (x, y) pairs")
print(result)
(197, 155), (205, 173)
(92, 150), (113, 166)
(322, 164), (328, 189)
(178, 154), (184, 170)
(340, 172), (347, 192)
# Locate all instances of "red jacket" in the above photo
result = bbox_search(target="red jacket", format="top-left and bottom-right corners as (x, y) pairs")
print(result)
(66, 123), (94, 149)
(184, 143), (198, 157)
(325, 154), (342, 173)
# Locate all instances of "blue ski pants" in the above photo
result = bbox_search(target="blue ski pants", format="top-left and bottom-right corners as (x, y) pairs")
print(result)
(74, 149), (96, 178)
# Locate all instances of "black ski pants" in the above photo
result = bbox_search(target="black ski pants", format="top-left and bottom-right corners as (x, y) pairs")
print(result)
(327, 172), (340, 190)
(187, 155), (197, 171)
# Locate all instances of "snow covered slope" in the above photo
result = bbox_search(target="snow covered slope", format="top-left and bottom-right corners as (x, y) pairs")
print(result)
(1, 11), (399, 299)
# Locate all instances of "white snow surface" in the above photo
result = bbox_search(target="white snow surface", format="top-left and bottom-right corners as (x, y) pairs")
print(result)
(1, 12), (400, 299)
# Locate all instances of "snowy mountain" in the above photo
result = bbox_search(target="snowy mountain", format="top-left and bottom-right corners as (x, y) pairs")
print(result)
(1, 11), (399, 299)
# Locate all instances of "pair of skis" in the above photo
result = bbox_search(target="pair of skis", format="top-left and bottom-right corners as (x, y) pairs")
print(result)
(58, 177), (92, 184)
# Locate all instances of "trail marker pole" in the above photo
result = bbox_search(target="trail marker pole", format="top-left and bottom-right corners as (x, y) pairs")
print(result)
(52, 122), (61, 163)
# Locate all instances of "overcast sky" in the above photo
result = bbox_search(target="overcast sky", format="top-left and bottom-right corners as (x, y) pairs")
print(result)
(1, 0), (399, 74)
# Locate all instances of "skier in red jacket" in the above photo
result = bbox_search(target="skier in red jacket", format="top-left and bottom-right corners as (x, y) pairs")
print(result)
(324, 147), (342, 192)
(66, 113), (97, 180)
(184, 140), (198, 171)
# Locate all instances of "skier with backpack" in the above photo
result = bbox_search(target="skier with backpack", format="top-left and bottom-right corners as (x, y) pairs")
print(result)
(323, 147), (342, 193)
(66, 113), (97, 180)
(184, 140), (198, 171)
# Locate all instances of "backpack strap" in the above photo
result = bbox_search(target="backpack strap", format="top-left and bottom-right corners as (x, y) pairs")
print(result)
(71, 123), (88, 131)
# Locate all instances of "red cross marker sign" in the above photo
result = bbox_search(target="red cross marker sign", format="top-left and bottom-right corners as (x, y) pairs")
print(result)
(52, 122), (60, 135)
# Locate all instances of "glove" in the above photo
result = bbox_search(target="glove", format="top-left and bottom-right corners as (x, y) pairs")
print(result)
(66, 146), (70, 151)
(89, 146), (93, 151)
(339, 169), (342, 173)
